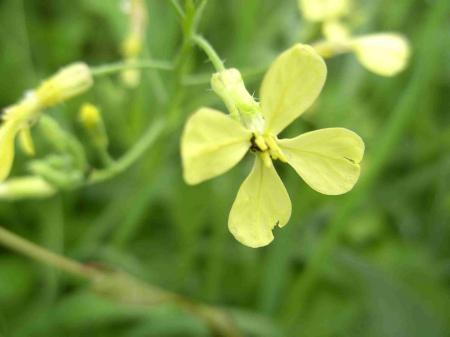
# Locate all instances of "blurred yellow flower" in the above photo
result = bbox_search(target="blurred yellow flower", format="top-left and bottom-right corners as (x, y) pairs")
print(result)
(351, 33), (411, 77)
(181, 44), (364, 248)
(0, 63), (93, 182)
(299, 0), (411, 76)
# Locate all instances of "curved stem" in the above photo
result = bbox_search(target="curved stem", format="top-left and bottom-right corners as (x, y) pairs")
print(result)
(169, 0), (185, 17)
(192, 35), (226, 72)
(91, 59), (173, 77)
(0, 224), (243, 337)
(88, 118), (166, 184)
(0, 226), (97, 280)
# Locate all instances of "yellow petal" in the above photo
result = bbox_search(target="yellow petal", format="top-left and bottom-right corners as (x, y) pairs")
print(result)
(299, 0), (350, 22)
(0, 121), (20, 182)
(19, 127), (35, 156)
(260, 44), (327, 135)
(352, 34), (411, 77)
(228, 157), (292, 248)
(181, 108), (252, 185)
(278, 128), (364, 195)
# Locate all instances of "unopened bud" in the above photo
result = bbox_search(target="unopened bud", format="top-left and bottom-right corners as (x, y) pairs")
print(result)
(79, 103), (108, 149)
(36, 63), (93, 108)
(0, 176), (56, 200)
(211, 68), (259, 118)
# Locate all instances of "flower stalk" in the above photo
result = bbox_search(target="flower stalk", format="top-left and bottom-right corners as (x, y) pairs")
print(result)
(0, 224), (243, 337)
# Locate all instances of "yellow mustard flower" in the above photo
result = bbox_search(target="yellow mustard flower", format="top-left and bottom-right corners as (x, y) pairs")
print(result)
(317, 20), (411, 77)
(0, 63), (93, 182)
(0, 94), (40, 181)
(181, 44), (365, 248)
(299, 0), (411, 76)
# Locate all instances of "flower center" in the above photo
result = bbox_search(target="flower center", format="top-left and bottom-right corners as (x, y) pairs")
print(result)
(250, 133), (287, 166)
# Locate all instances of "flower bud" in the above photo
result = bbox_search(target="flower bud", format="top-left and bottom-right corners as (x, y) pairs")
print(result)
(211, 68), (259, 118)
(35, 63), (93, 108)
(0, 176), (56, 200)
(79, 103), (109, 149)
(79, 103), (101, 129)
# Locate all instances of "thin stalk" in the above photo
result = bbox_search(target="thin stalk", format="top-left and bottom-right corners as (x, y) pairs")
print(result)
(192, 34), (226, 72)
(0, 226), (96, 280)
(87, 118), (166, 184)
(169, 0), (185, 17)
(0, 225), (243, 337)
(91, 60), (173, 77)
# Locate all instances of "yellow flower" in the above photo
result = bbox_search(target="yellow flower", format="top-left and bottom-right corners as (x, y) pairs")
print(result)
(0, 63), (93, 182)
(299, 0), (411, 77)
(181, 44), (364, 248)
(0, 94), (40, 181)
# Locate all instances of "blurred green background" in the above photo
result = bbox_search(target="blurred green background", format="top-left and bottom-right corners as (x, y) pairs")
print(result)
(0, 0), (449, 336)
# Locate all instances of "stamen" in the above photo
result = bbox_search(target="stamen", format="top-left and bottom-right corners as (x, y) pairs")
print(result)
(259, 152), (272, 167)
(254, 134), (268, 151)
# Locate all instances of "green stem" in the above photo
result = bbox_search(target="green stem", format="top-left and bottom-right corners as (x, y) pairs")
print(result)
(0, 225), (243, 337)
(88, 118), (166, 184)
(169, 0), (185, 17)
(281, 0), (449, 329)
(91, 60), (173, 77)
(192, 34), (226, 72)
(0, 226), (96, 280)
(96, 146), (115, 168)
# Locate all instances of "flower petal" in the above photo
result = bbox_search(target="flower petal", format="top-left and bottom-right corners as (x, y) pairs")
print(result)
(181, 108), (252, 185)
(278, 128), (364, 195)
(352, 33), (410, 77)
(0, 121), (20, 182)
(260, 44), (327, 135)
(228, 157), (292, 248)
(299, 0), (351, 22)
(19, 127), (35, 156)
